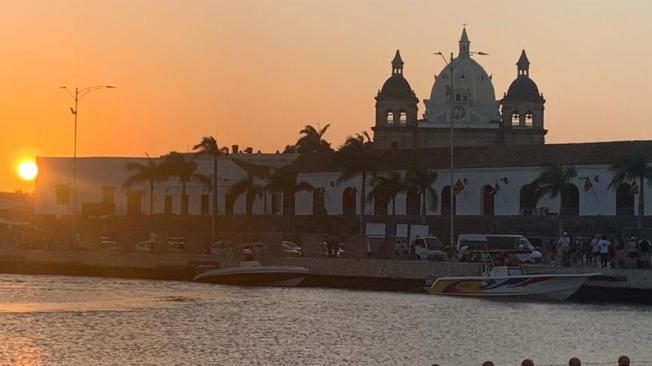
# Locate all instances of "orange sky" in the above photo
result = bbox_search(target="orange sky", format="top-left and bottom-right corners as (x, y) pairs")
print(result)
(3, 0), (652, 192)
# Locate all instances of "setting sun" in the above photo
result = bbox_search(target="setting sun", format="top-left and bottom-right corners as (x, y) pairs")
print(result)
(17, 161), (38, 181)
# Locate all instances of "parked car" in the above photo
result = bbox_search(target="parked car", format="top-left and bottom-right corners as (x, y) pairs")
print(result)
(100, 236), (119, 251)
(281, 241), (303, 257)
(135, 240), (153, 252)
(167, 237), (186, 254)
(413, 236), (445, 261)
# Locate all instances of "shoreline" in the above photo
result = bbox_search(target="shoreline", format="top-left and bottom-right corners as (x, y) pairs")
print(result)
(1, 249), (651, 303)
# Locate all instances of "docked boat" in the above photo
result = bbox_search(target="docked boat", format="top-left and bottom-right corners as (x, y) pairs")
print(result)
(426, 266), (600, 301)
(193, 261), (309, 287)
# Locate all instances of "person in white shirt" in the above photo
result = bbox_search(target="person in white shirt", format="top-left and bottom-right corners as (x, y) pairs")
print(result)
(557, 232), (571, 266)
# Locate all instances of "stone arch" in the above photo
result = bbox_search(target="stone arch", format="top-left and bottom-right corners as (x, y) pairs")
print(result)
(561, 184), (580, 216)
(616, 183), (635, 216)
(386, 111), (394, 124)
(511, 111), (520, 126)
(525, 111), (534, 127)
(342, 187), (356, 216)
(441, 186), (455, 215)
(373, 191), (388, 216)
(312, 188), (326, 215)
(481, 185), (495, 216)
(406, 187), (420, 216)
(519, 183), (537, 215)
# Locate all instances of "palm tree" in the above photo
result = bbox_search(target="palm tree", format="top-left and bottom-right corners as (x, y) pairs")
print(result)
(367, 171), (406, 216)
(160, 152), (210, 215)
(405, 168), (439, 224)
(227, 173), (265, 215)
(122, 154), (162, 215)
(532, 165), (578, 233)
(295, 124), (333, 154)
(332, 131), (381, 234)
(609, 152), (652, 229)
(265, 165), (314, 216)
(193, 136), (226, 239)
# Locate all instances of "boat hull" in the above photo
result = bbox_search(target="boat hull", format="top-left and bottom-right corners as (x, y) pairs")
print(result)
(426, 273), (599, 301)
(193, 266), (309, 287)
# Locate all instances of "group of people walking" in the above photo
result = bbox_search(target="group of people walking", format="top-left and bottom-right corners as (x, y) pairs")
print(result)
(548, 232), (651, 269)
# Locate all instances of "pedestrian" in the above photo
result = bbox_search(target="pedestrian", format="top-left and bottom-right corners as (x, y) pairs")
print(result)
(547, 238), (557, 264)
(638, 235), (650, 268)
(625, 236), (639, 268)
(618, 355), (630, 366)
(521, 359), (534, 366)
(558, 232), (571, 266)
(568, 357), (581, 366)
(599, 235), (610, 268)
(590, 234), (601, 267)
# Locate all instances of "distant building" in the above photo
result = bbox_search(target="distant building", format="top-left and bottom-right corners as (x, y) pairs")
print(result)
(33, 28), (649, 221)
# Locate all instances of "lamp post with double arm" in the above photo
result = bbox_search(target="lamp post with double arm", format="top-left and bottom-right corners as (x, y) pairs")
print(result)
(60, 85), (116, 246)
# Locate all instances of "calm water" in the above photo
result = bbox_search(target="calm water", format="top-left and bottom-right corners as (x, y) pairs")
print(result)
(0, 275), (650, 365)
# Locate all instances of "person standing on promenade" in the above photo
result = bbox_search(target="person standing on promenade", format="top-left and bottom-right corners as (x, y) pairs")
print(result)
(638, 235), (650, 268)
(568, 357), (581, 366)
(590, 234), (601, 267)
(558, 232), (571, 266)
(625, 236), (639, 268)
(599, 235), (610, 268)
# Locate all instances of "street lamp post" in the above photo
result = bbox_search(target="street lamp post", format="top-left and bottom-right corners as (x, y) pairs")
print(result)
(433, 51), (487, 248)
(60, 85), (115, 246)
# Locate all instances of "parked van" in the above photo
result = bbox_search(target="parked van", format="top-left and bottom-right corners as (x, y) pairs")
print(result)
(456, 234), (542, 263)
(413, 236), (446, 261)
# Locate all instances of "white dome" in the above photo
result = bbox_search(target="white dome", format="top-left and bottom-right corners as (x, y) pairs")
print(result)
(424, 30), (499, 126)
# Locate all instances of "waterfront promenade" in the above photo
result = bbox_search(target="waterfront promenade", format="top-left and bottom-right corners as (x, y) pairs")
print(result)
(1, 248), (651, 302)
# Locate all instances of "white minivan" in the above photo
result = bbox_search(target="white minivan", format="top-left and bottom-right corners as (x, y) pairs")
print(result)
(456, 234), (542, 263)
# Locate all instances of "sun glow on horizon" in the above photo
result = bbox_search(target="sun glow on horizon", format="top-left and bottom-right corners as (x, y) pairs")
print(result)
(17, 161), (38, 181)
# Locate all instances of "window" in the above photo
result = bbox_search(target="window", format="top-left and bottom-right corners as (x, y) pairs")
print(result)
(519, 184), (536, 215)
(399, 111), (407, 124)
(101, 186), (115, 204)
(282, 192), (294, 215)
(201, 194), (209, 215)
(441, 186), (455, 215)
(55, 184), (71, 205)
(181, 194), (189, 215)
(525, 112), (534, 127)
(164, 195), (173, 214)
(406, 187), (420, 216)
(373, 191), (388, 216)
(482, 185), (495, 216)
(560, 184), (580, 216)
(511, 112), (520, 126)
(616, 183), (635, 216)
(342, 187), (356, 216)
(313, 188), (326, 215)
(386, 111), (394, 124)
(127, 191), (143, 216)
(271, 193), (280, 215)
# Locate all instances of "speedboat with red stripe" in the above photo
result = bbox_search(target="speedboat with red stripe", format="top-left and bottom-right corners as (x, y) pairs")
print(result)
(426, 266), (599, 301)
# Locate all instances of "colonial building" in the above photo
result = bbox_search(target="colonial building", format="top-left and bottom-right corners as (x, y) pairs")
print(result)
(33, 29), (648, 222)
(373, 28), (546, 149)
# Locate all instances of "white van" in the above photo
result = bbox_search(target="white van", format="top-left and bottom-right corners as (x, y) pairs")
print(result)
(413, 236), (446, 261)
(456, 234), (541, 263)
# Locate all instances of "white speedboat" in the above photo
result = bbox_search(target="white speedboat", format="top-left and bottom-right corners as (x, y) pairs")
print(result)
(193, 261), (309, 287)
(426, 266), (599, 301)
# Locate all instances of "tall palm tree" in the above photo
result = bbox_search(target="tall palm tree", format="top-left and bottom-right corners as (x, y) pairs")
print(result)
(122, 154), (162, 215)
(266, 165), (314, 216)
(405, 168), (439, 224)
(609, 152), (652, 229)
(295, 124), (333, 154)
(332, 131), (381, 234)
(160, 152), (210, 215)
(227, 173), (265, 215)
(532, 165), (578, 233)
(193, 136), (226, 239)
(367, 171), (406, 216)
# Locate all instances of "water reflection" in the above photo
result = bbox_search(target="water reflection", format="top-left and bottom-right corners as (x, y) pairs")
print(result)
(0, 274), (649, 365)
